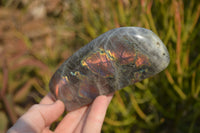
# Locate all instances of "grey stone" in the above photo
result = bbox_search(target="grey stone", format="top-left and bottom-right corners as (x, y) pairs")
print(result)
(49, 27), (170, 111)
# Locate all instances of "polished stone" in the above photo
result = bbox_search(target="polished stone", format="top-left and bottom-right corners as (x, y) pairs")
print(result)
(49, 27), (170, 111)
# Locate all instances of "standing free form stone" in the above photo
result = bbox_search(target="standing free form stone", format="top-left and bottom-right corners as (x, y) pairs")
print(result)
(49, 27), (170, 111)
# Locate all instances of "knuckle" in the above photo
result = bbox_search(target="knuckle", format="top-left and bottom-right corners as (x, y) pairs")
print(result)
(30, 104), (40, 111)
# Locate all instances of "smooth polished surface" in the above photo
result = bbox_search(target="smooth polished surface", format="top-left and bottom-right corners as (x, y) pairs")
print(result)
(49, 27), (170, 111)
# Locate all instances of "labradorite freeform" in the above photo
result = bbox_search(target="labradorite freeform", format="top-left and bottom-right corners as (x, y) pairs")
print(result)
(49, 27), (170, 111)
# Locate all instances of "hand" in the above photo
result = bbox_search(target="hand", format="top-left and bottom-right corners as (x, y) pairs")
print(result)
(8, 93), (113, 133)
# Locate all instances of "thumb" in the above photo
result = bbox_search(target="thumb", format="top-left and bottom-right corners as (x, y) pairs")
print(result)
(31, 100), (65, 127)
(8, 100), (65, 133)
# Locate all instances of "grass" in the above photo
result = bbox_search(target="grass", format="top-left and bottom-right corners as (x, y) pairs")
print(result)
(0, 0), (199, 132)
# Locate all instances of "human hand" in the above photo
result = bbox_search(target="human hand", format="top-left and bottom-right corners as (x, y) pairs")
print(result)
(8, 93), (113, 133)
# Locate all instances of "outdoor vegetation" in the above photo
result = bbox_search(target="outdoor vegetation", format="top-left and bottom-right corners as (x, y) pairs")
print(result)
(0, 0), (199, 132)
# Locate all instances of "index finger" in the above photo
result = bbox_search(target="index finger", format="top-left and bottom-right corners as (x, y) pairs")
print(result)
(82, 93), (114, 133)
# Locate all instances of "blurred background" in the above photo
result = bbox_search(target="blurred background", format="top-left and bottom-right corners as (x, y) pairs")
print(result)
(0, 0), (199, 132)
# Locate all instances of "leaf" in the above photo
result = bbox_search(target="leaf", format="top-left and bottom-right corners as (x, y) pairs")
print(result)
(0, 111), (8, 132)
(13, 80), (33, 103)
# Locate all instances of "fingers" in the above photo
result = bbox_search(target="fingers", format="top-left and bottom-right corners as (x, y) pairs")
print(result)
(8, 93), (113, 133)
(82, 94), (113, 133)
(54, 106), (88, 133)
(55, 94), (113, 133)
(74, 93), (114, 133)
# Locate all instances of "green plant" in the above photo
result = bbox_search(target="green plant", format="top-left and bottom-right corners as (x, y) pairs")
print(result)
(0, 0), (199, 132)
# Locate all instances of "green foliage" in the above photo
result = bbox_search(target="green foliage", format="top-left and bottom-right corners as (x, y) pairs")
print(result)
(0, 0), (199, 132)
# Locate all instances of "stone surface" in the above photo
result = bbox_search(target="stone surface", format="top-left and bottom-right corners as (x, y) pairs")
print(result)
(49, 27), (170, 111)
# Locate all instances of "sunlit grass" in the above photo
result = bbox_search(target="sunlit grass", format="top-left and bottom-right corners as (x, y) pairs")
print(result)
(0, 0), (199, 132)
